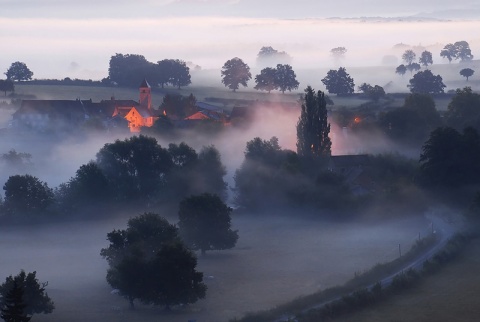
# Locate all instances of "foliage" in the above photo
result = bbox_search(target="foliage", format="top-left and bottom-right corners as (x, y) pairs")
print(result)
(254, 67), (277, 93)
(419, 127), (480, 186)
(5, 62), (33, 82)
(0, 80), (14, 96)
(395, 64), (407, 76)
(330, 47), (347, 58)
(160, 93), (197, 119)
(418, 50), (433, 67)
(158, 59), (191, 89)
(321, 67), (355, 94)
(221, 57), (252, 92)
(0, 271), (54, 316)
(178, 193), (238, 255)
(460, 68), (474, 81)
(440, 41), (474, 62)
(358, 83), (385, 102)
(0, 281), (30, 322)
(402, 49), (416, 65)
(297, 86), (331, 159)
(2, 175), (54, 218)
(100, 213), (205, 309)
(445, 87), (480, 131)
(406, 62), (421, 74)
(275, 64), (299, 93)
(408, 70), (446, 94)
(1, 150), (33, 173)
(95, 135), (173, 202)
(108, 54), (154, 87)
(256, 46), (292, 66)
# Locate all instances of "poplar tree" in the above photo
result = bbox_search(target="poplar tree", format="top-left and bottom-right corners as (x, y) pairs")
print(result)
(296, 86), (331, 159)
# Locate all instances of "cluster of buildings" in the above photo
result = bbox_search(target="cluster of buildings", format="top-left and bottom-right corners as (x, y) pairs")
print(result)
(12, 79), (232, 133)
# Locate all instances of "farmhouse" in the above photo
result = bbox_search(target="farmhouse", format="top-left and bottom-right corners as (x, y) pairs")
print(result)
(13, 79), (159, 133)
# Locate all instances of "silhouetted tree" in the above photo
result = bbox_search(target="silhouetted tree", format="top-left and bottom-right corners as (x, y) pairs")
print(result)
(358, 83), (385, 102)
(160, 93), (197, 119)
(0, 281), (30, 322)
(5, 62), (33, 82)
(402, 50), (416, 65)
(100, 213), (205, 309)
(454, 41), (474, 62)
(321, 67), (355, 95)
(108, 54), (153, 87)
(460, 68), (474, 81)
(406, 63), (421, 74)
(445, 87), (480, 131)
(254, 67), (277, 93)
(440, 43), (456, 63)
(330, 47), (347, 59)
(2, 175), (54, 218)
(178, 193), (238, 255)
(1, 150), (33, 173)
(297, 86), (331, 159)
(256, 46), (292, 67)
(419, 50), (433, 67)
(275, 64), (299, 93)
(408, 70), (446, 94)
(0, 80), (14, 96)
(0, 271), (54, 317)
(169, 59), (191, 89)
(221, 57), (251, 92)
(396, 64), (407, 76)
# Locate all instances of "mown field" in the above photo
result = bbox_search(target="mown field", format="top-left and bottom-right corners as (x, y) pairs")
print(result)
(333, 237), (480, 322)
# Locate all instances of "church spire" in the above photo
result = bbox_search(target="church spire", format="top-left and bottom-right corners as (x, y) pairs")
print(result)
(139, 78), (151, 110)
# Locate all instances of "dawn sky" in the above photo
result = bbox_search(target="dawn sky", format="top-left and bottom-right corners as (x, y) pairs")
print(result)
(2, 0), (479, 79)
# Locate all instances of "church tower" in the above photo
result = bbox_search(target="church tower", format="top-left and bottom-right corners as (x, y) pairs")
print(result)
(139, 78), (151, 110)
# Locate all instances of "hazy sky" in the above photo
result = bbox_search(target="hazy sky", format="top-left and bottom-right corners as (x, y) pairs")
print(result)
(1, 1), (479, 79)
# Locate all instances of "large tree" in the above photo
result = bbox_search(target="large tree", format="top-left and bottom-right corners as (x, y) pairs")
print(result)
(321, 67), (355, 95)
(454, 41), (474, 62)
(2, 175), (54, 217)
(296, 86), (332, 159)
(168, 59), (191, 89)
(402, 50), (416, 65)
(440, 43), (456, 63)
(254, 67), (277, 93)
(408, 70), (446, 94)
(4, 62), (33, 82)
(0, 271), (54, 317)
(395, 64), (407, 76)
(0, 80), (14, 96)
(460, 68), (474, 81)
(419, 50), (433, 67)
(95, 135), (173, 202)
(445, 87), (480, 131)
(274, 64), (299, 93)
(1, 281), (30, 322)
(101, 213), (205, 309)
(221, 57), (251, 92)
(108, 54), (154, 87)
(178, 193), (238, 255)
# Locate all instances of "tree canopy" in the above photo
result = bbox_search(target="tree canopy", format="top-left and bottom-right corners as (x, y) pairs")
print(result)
(221, 57), (252, 92)
(440, 41), (474, 62)
(358, 83), (385, 102)
(395, 64), (407, 76)
(445, 87), (480, 131)
(297, 86), (331, 159)
(460, 68), (474, 81)
(408, 70), (446, 94)
(419, 50), (433, 67)
(330, 47), (347, 58)
(0, 80), (14, 96)
(254, 67), (277, 93)
(275, 64), (299, 93)
(178, 193), (238, 255)
(100, 213), (206, 309)
(0, 270), (54, 317)
(402, 50), (416, 65)
(256, 46), (292, 67)
(321, 67), (355, 95)
(4, 62), (33, 82)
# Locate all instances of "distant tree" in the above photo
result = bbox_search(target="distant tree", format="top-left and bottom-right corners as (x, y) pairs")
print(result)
(95, 135), (173, 202)
(419, 50), (433, 67)
(156, 59), (174, 88)
(274, 64), (299, 93)
(321, 67), (355, 95)
(454, 41), (474, 62)
(460, 68), (475, 81)
(445, 87), (480, 131)
(100, 213), (205, 309)
(254, 67), (277, 93)
(1, 150), (33, 173)
(196, 146), (228, 200)
(0, 270), (54, 317)
(178, 193), (238, 255)
(0, 80), (14, 96)
(221, 57), (252, 92)
(404, 93), (442, 130)
(297, 86), (331, 159)
(408, 70), (446, 94)
(2, 175), (54, 217)
(256, 46), (292, 66)
(395, 64), (407, 76)
(402, 50), (416, 65)
(406, 62), (421, 74)
(358, 83), (385, 102)
(108, 54), (154, 87)
(160, 93), (197, 119)
(440, 43), (456, 63)
(0, 281), (30, 322)
(330, 47), (347, 59)
(4, 62), (33, 82)
(169, 59), (191, 89)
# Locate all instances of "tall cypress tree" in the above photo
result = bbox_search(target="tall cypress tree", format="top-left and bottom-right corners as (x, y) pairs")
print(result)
(296, 86), (332, 159)
(1, 281), (31, 322)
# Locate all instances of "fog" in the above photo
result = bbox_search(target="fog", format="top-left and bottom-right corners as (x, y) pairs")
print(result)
(1, 17), (479, 80)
